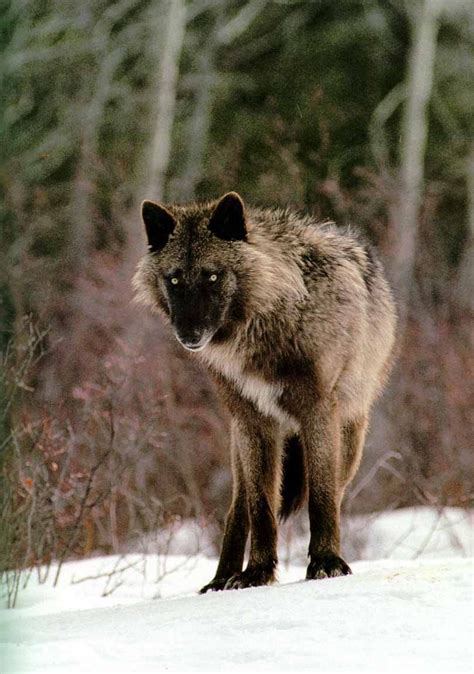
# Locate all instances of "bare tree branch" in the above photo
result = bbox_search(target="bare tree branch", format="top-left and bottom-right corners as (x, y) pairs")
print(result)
(217, 0), (268, 45)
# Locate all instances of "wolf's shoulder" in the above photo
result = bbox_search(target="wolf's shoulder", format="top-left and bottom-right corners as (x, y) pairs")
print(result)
(247, 204), (371, 258)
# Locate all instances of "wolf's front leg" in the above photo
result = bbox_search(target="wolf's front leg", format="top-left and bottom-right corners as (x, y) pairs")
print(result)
(223, 412), (280, 590)
(302, 399), (352, 580)
(200, 425), (249, 593)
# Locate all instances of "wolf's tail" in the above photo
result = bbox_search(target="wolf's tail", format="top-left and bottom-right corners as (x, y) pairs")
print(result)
(279, 434), (308, 521)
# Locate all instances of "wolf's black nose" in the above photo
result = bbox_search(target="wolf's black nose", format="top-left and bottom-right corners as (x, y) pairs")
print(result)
(175, 331), (209, 351)
(184, 338), (202, 348)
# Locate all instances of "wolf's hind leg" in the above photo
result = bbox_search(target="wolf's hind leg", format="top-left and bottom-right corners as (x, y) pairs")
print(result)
(302, 399), (352, 580)
(340, 415), (368, 494)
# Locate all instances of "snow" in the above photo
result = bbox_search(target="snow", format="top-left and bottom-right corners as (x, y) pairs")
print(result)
(129, 506), (474, 564)
(1, 508), (473, 673)
(286, 506), (474, 566)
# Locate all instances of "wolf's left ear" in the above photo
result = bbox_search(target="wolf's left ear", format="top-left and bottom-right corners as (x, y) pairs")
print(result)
(141, 200), (176, 252)
(208, 192), (246, 242)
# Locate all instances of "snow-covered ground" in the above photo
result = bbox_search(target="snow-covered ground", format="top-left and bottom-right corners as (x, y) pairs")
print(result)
(1, 508), (473, 673)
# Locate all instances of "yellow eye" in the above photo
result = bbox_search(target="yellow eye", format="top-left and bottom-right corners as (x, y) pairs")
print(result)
(209, 274), (218, 283)
(171, 277), (179, 285)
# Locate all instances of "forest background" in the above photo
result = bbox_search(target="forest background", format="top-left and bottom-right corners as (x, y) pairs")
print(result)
(0, 0), (472, 576)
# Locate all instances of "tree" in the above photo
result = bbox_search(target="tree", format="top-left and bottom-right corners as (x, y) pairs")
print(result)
(390, 0), (445, 328)
(146, 0), (187, 200)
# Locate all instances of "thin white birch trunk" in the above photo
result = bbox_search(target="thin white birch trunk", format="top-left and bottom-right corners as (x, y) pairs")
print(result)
(147, 0), (186, 200)
(178, 40), (216, 201)
(391, 0), (444, 326)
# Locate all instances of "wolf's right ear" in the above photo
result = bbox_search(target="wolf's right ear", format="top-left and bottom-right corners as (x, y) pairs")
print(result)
(141, 200), (176, 252)
(208, 192), (246, 242)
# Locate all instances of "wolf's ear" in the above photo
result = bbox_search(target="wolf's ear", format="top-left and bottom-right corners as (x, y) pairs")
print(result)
(141, 200), (176, 252)
(208, 192), (246, 242)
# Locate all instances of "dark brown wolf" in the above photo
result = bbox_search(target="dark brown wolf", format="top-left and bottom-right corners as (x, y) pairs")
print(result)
(133, 192), (396, 592)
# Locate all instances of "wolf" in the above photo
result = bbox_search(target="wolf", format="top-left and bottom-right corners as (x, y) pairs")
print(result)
(133, 191), (396, 592)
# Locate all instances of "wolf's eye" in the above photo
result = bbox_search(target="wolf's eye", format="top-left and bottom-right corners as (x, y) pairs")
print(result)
(209, 274), (218, 283)
(170, 277), (179, 285)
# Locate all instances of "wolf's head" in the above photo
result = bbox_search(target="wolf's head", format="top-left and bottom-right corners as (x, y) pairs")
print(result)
(134, 192), (249, 351)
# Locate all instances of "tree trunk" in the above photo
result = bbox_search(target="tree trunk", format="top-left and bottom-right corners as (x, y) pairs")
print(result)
(389, 0), (443, 328)
(177, 38), (216, 201)
(146, 0), (186, 201)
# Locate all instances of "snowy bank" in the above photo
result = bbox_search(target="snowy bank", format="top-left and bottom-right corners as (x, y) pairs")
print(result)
(1, 555), (473, 673)
(1, 507), (472, 673)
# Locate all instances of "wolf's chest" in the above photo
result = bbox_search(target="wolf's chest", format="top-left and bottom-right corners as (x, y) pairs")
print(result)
(201, 345), (297, 429)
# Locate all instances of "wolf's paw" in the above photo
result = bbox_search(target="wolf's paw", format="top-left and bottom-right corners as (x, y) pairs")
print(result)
(199, 577), (231, 594)
(306, 553), (352, 580)
(224, 566), (276, 590)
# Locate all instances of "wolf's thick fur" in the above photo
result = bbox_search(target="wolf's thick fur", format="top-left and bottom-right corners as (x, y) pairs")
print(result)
(134, 192), (396, 591)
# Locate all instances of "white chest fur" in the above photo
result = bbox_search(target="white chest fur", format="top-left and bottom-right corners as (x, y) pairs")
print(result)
(200, 344), (298, 430)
